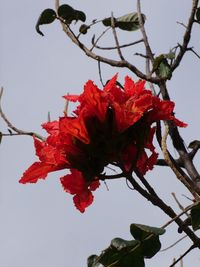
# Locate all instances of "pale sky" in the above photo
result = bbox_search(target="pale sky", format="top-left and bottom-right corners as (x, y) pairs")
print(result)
(1, 1), (200, 266)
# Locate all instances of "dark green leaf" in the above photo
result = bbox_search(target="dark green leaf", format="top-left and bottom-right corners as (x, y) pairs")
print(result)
(58, 4), (86, 24)
(191, 202), (200, 231)
(196, 7), (200, 23)
(99, 247), (122, 266)
(141, 235), (162, 258)
(57, 4), (74, 23)
(130, 224), (165, 259)
(98, 238), (141, 266)
(119, 248), (145, 267)
(74, 10), (86, 22)
(87, 255), (100, 267)
(79, 24), (90, 34)
(102, 12), (146, 31)
(130, 224), (165, 241)
(188, 140), (200, 149)
(111, 238), (140, 250)
(158, 59), (171, 79)
(35, 9), (56, 36)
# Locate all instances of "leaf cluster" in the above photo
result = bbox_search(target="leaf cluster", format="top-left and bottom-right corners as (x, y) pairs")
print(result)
(87, 224), (165, 267)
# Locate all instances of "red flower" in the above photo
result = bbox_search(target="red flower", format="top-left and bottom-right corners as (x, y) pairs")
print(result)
(20, 75), (186, 212)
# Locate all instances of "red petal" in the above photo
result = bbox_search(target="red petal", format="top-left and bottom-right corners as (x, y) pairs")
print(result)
(73, 190), (94, 213)
(124, 76), (146, 96)
(60, 169), (86, 194)
(59, 116), (90, 144)
(19, 162), (55, 184)
(34, 138), (67, 165)
(42, 121), (59, 135)
(89, 180), (100, 191)
(80, 80), (108, 122)
(63, 94), (79, 102)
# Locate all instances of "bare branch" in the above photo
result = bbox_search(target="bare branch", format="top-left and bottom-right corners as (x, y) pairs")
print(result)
(55, 3), (164, 84)
(0, 88), (45, 141)
(160, 235), (187, 252)
(171, 0), (199, 72)
(187, 47), (200, 59)
(137, 0), (155, 93)
(169, 245), (196, 267)
(97, 60), (105, 87)
(90, 28), (111, 51)
(137, 0), (154, 62)
(172, 192), (189, 215)
(161, 123), (200, 199)
(111, 12), (124, 60)
(92, 39), (143, 50)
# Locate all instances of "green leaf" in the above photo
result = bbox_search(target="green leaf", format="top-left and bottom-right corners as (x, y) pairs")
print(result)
(99, 247), (122, 266)
(98, 238), (141, 267)
(58, 4), (86, 25)
(102, 12), (146, 31)
(141, 235), (162, 259)
(111, 238), (140, 250)
(74, 10), (86, 22)
(79, 24), (90, 34)
(130, 224), (165, 258)
(188, 140), (200, 149)
(196, 7), (200, 23)
(35, 9), (56, 36)
(164, 52), (175, 60)
(119, 248), (145, 267)
(152, 55), (165, 72)
(158, 59), (171, 79)
(87, 255), (100, 267)
(130, 224), (165, 241)
(191, 202), (200, 231)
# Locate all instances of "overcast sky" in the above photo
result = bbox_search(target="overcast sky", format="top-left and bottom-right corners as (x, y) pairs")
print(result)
(1, 1), (200, 266)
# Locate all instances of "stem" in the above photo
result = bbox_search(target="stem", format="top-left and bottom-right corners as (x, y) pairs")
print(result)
(0, 88), (45, 141)
(125, 172), (200, 248)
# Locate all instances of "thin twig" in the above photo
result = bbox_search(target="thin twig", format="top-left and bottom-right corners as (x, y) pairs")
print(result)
(137, 0), (155, 93)
(171, 0), (199, 72)
(111, 12), (124, 60)
(90, 27), (111, 51)
(55, 1), (163, 84)
(137, 0), (154, 62)
(169, 245), (196, 267)
(134, 52), (150, 59)
(160, 235), (187, 252)
(124, 173), (200, 247)
(93, 39), (143, 50)
(97, 60), (105, 87)
(176, 21), (187, 29)
(187, 47), (200, 59)
(161, 203), (196, 229)
(171, 192), (188, 215)
(0, 88), (45, 141)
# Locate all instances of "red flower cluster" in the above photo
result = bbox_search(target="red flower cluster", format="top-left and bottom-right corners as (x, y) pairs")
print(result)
(19, 75), (186, 212)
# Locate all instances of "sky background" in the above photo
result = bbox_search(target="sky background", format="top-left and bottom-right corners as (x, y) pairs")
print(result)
(1, 1), (200, 266)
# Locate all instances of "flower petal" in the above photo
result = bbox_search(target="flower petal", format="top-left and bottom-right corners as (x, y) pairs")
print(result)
(73, 190), (94, 213)
(19, 162), (56, 184)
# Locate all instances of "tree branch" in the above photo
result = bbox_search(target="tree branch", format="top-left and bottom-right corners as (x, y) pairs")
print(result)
(169, 245), (196, 267)
(0, 88), (45, 141)
(171, 0), (199, 72)
(92, 39), (143, 50)
(111, 12), (124, 60)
